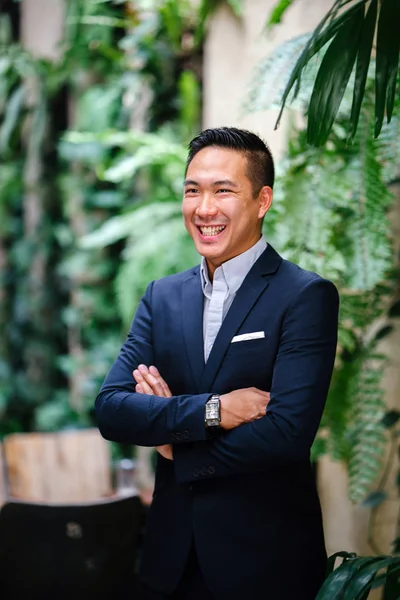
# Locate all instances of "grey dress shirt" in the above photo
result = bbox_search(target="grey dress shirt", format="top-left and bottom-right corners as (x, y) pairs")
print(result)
(200, 235), (267, 361)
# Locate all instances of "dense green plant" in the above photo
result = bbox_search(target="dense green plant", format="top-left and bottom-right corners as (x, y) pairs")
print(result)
(0, 18), (71, 433)
(270, 105), (400, 503)
(267, 0), (400, 146)
(0, 0), (205, 434)
(247, 27), (400, 500)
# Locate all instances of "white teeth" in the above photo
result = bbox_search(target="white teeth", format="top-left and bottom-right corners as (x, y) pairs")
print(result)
(199, 226), (226, 236)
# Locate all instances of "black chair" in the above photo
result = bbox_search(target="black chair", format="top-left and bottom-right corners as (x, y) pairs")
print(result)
(0, 495), (145, 600)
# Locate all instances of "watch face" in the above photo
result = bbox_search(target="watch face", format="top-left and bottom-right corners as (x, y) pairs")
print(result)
(206, 398), (220, 426)
(207, 402), (219, 419)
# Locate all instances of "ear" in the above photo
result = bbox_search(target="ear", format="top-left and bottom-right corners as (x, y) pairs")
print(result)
(257, 186), (273, 219)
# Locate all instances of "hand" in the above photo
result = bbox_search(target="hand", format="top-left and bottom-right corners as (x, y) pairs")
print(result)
(220, 387), (270, 430)
(133, 364), (173, 460)
(133, 364), (172, 397)
(156, 444), (173, 460)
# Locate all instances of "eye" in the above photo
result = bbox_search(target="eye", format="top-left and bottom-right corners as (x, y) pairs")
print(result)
(216, 188), (232, 194)
(184, 188), (199, 194)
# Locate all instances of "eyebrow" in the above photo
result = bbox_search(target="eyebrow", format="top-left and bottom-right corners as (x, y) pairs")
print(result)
(183, 179), (238, 188)
(213, 179), (238, 188)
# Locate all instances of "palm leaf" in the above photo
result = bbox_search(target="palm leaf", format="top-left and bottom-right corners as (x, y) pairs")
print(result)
(307, 3), (364, 145)
(375, 0), (400, 136)
(343, 556), (400, 599)
(275, 0), (367, 132)
(349, 0), (377, 140)
(316, 556), (377, 599)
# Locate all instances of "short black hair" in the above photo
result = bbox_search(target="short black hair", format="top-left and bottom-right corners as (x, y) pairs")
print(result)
(186, 127), (275, 195)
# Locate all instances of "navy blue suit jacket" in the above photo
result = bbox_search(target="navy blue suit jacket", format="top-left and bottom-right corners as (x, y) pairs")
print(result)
(96, 244), (339, 600)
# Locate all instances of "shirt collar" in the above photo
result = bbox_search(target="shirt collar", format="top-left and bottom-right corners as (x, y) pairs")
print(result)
(200, 235), (267, 297)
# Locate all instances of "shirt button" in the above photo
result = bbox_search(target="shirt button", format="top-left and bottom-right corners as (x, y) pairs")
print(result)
(208, 466), (215, 475)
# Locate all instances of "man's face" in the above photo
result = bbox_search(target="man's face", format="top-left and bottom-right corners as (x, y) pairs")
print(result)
(182, 146), (272, 275)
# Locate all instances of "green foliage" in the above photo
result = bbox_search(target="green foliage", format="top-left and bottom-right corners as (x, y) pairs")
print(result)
(68, 128), (197, 326)
(316, 552), (400, 599)
(260, 80), (399, 501)
(0, 0), (203, 434)
(267, 0), (400, 145)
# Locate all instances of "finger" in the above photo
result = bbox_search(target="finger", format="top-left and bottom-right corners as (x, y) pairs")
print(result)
(136, 383), (144, 394)
(136, 377), (153, 395)
(139, 365), (167, 396)
(140, 370), (167, 397)
(149, 366), (172, 398)
(134, 370), (154, 395)
(133, 369), (143, 384)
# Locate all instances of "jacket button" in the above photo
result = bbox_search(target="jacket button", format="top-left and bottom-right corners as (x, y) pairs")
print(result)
(175, 432), (182, 441)
(208, 466), (215, 475)
(201, 467), (208, 476)
(183, 430), (190, 440)
(193, 468), (200, 478)
(170, 432), (176, 440)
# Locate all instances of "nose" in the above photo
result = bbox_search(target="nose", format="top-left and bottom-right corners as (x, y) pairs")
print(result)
(196, 193), (218, 219)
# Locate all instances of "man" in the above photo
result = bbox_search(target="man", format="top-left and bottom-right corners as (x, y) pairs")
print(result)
(95, 127), (339, 600)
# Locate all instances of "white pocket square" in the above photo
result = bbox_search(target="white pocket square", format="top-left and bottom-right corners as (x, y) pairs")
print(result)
(231, 331), (265, 343)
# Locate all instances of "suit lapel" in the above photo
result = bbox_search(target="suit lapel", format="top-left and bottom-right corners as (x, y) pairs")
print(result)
(181, 267), (205, 392)
(199, 244), (282, 392)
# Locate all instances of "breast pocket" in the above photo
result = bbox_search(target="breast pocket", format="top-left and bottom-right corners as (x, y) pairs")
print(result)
(225, 335), (269, 356)
(217, 335), (273, 391)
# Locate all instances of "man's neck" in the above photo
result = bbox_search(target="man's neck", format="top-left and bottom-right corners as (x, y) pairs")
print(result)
(203, 234), (266, 284)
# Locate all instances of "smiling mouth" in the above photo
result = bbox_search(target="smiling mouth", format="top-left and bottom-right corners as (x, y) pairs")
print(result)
(197, 225), (226, 237)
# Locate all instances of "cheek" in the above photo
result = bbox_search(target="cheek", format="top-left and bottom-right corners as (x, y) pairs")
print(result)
(182, 197), (198, 214)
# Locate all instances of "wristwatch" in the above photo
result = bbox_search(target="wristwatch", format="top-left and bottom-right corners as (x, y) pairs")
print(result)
(205, 394), (221, 428)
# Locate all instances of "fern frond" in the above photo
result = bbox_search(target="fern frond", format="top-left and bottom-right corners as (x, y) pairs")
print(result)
(342, 109), (393, 291)
(346, 346), (387, 502)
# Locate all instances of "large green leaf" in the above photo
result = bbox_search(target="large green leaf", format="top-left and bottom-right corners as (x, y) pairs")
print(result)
(307, 3), (364, 145)
(316, 556), (377, 599)
(275, 0), (367, 131)
(266, 0), (400, 144)
(343, 557), (400, 599)
(349, 0), (377, 140)
(375, 0), (400, 136)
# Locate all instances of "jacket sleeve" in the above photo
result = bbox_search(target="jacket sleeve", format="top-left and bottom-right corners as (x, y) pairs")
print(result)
(173, 278), (339, 483)
(95, 281), (210, 447)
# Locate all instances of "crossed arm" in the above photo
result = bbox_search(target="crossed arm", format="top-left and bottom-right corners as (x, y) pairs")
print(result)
(97, 277), (339, 482)
(133, 364), (270, 460)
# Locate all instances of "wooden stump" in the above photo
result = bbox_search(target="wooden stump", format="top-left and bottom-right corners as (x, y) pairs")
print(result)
(3, 428), (112, 503)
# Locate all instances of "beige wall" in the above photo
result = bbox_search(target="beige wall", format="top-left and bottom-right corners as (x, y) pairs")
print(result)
(203, 0), (400, 566)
